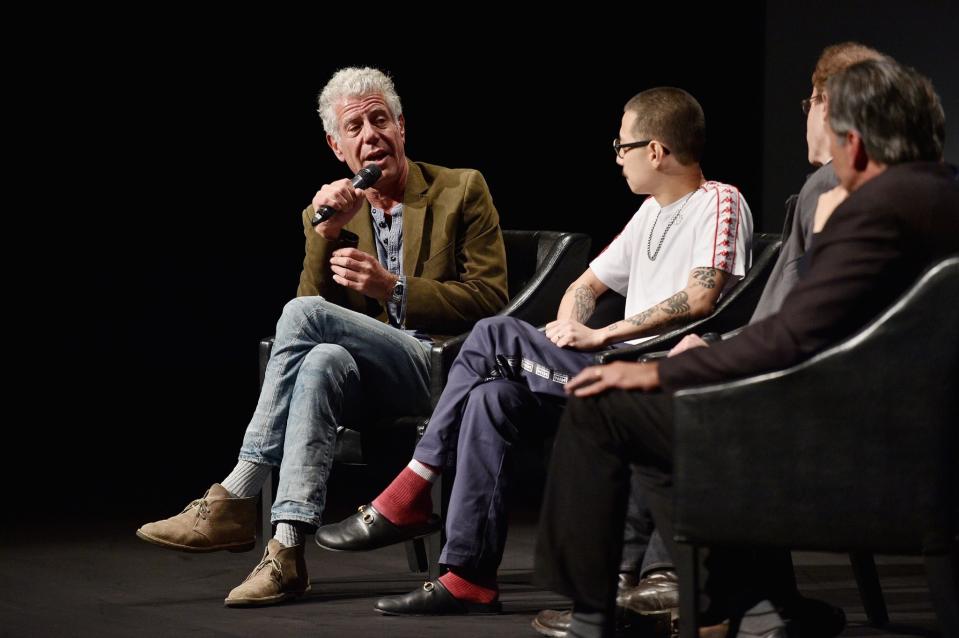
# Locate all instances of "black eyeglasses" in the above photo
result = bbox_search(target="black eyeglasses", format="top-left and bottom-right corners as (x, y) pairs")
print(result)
(801, 94), (824, 115)
(613, 138), (670, 158)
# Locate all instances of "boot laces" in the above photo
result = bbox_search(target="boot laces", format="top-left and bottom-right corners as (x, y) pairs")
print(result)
(182, 498), (211, 520)
(246, 556), (283, 584)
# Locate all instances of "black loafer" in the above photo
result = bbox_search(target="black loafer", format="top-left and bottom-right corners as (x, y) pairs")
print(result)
(314, 503), (440, 552)
(374, 578), (502, 616)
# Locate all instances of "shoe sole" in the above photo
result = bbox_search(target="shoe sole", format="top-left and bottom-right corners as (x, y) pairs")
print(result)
(135, 529), (255, 553)
(314, 528), (439, 552)
(530, 618), (567, 637)
(373, 605), (502, 617)
(224, 585), (311, 608)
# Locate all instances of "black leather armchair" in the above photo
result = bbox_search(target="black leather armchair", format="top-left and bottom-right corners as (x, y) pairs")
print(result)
(595, 232), (783, 364)
(255, 230), (591, 567)
(670, 257), (959, 637)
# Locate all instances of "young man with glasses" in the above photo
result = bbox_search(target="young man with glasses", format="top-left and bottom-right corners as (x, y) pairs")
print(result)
(313, 87), (754, 617)
(541, 41), (890, 638)
(535, 56), (955, 638)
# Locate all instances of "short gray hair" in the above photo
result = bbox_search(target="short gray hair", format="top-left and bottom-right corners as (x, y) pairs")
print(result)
(318, 67), (403, 142)
(827, 59), (945, 164)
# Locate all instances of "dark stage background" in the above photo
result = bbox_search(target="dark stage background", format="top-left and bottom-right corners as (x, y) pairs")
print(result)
(18, 2), (956, 524)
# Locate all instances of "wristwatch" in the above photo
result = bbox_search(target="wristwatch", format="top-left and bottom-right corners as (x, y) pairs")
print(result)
(390, 276), (405, 305)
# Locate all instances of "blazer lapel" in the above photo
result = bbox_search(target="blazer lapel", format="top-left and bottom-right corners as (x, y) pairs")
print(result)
(352, 199), (376, 255)
(402, 160), (429, 277)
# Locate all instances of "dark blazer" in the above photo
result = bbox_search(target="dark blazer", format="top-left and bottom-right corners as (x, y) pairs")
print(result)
(660, 162), (959, 391)
(297, 160), (509, 339)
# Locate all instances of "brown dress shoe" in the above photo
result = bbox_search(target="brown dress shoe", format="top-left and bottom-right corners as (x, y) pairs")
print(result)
(224, 539), (310, 607)
(618, 569), (679, 617)
(530, 573), (644, 637)
(533, 607), (672, 638)
(136, 483), (256, 553)
(532, 608), (571, 637)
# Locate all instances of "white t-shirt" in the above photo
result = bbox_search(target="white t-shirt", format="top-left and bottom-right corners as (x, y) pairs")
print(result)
(590, 181), (753, 342)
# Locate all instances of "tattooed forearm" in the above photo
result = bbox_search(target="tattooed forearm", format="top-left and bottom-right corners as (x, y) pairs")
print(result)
(662, 291), (691, 315)
(691, 267), (718, 289)
(625, 307), (655, 327)
(573, 285), (596, 323)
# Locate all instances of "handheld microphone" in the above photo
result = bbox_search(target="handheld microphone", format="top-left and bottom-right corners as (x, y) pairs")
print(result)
(310, 164), (383, 227)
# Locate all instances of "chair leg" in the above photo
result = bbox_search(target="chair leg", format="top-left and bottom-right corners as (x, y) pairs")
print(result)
(849, 551), (888, 626)
(258, 471), (274, 550)
(924, 549), (959, 637)
(677, 543), (700, 638)
(405, 538), (429, 572)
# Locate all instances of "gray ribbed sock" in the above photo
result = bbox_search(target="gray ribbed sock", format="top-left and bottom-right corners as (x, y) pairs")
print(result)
(221, 460), (272, 498)
(274, 522), (304, 548)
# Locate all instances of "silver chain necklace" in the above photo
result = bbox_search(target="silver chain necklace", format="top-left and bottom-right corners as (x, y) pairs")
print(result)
(646, 191), (696, 261)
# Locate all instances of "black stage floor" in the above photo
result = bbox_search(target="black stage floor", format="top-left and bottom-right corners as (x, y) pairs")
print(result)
(0, 503), (942, 638)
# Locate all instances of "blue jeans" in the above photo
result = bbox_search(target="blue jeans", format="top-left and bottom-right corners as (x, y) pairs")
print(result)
(238, 296), (432, 527)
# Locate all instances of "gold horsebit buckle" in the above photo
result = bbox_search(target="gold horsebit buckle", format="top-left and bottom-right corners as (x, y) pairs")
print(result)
(358, 504), (375, 525)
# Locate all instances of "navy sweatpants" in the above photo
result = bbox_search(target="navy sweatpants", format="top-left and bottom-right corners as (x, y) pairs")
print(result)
(414, 316), (596, 571)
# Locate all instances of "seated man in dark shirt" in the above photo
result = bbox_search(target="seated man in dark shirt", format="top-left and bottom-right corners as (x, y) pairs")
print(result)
(534, 58), (956, 638)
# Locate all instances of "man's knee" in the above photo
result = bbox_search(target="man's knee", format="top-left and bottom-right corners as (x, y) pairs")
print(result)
(275, 296), (335, 337)
(468, 379), (527, 408)
(461, 380), (533, 441)
(299, 343), (357, 385)
(466, 316), (532, 350)
(475, 315), (522, 328)
(280, 296), (327, 321)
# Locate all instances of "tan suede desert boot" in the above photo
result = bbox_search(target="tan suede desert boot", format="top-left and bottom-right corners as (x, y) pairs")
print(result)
(136, 483), (256, 552)
(224, 539), (310, 607)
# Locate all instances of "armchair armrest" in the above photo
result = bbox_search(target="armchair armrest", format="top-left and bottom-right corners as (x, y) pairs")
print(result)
(595, 234), (783, 364)
(258, 336), (275, 387)
(499, 231), (591, 327)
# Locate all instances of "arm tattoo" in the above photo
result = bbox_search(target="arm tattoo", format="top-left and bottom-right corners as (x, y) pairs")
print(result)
(662, 291), (691, 316)
(691, 267), (718, 289)
(620, 291), (692, 334)
(573, 285), (596, 323)
(625, 307), (655, 327)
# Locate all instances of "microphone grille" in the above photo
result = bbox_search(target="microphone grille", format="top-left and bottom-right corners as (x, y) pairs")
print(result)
(354, 164), (383, 189)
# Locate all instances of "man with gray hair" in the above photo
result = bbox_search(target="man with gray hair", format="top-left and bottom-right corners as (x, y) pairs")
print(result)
(135, 67), (508, 607)
(534, 58), (956, 638)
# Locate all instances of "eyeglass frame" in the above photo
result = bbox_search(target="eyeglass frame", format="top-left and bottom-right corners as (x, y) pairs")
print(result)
(613, 138), (670, 158)
(801, 93), (824, 115)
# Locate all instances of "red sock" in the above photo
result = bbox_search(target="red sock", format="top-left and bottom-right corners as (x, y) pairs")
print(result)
(439, 568), (498, 603)
(371, 461), (438, 527)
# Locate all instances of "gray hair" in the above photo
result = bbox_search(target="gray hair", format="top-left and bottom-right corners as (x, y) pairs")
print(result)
(318, 67), (403, 142)
(827, 59), (945, 164)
